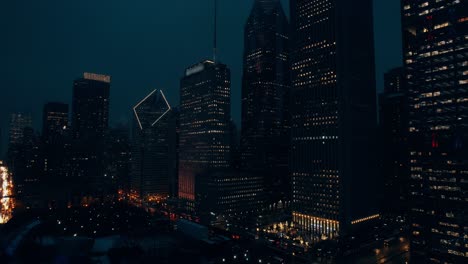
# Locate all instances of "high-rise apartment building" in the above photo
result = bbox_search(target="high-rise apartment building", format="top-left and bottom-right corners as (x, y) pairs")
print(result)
(10, 127), (43, 208)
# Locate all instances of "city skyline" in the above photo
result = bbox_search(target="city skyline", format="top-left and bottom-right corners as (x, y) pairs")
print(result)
(0, 0), (402, 155)
(1, 0), (466, 263)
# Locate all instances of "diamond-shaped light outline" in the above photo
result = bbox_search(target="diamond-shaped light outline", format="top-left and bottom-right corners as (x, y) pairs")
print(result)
(133, 89), (171, 130)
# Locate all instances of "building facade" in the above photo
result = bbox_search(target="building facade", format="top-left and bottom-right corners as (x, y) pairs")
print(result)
(379, 67), (409, 218)
(42, 102), (71, 208)
(241, 0), (290, 203)
(197, 169), (265, 227)
(290, 0), (378, 239)
(72, 73), (110, 142)
(70, 72), (110, 201)
(401, 0), (468, 261)
(5, 113), (40, 208)
(105, 126), (131, 197)
(42, 102), (69, 142)
(178, 60), (231, 211)
(8, 113), (32, 146)
(10, 127), (43, 208)
(131, 89), (173, 200)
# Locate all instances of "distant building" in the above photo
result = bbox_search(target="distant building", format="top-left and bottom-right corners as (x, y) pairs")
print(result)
(5, 113), (42, 208)
(42, 102), (69, 142)
(9, 127), (43, 208)
(290, 0), (378, 239)
(105, 126), (131, 195)
(401, 0), (468, 261)
(131, 89), (173, 200)
(70, 72), (110, 200)
(240, 0), (290, 203)
(42, 102), (71, 208)
(379, 67), (408, 218)
(72, 73), (110, 142)
(8, 113), (32, 146)
(178, 60), (231, 211)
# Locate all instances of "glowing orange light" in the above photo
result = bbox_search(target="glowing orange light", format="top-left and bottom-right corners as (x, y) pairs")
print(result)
(0, 164), (15, 224)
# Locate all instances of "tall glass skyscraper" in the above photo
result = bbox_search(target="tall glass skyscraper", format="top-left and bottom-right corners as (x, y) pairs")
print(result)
(42, 102), (70, 208)
(70, 72), (110, 199)
(290, 0), (378, 239)
(6, 113), (35, 206)
(8, 113), (32, 146)
(72, 73), (110, 142)
(178, 60), (231, 211)
(241, 0), (290, 203)
(131, 89), (172, 200)
(402, 0), (468, 261)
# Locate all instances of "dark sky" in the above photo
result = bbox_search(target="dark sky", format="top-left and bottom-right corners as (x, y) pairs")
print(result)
(0, 0), (402, 153)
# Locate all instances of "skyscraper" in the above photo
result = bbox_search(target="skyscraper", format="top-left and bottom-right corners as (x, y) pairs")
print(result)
(241, 0), (290, 203)
(131, 89), (173, 200)
(42, 102), (71, 208)
(72, 73), (110, 142)
(8, 113), (32, 146)
(178, 60), (231, 211)
(6, 113), (37, 207)
(290, 0), (378, 239)
(105, 125), (131, 196)
(379, 67), (409, 218)
(42, 102), (69, 142)
(10, 127), (43, 208)
(70, 72), (111, 200)
(401, 0), (468, 261)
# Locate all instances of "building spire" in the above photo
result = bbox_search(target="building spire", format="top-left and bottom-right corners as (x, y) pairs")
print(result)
(213, 0), (217, 63)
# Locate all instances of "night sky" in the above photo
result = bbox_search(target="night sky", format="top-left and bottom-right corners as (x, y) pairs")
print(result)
(0, 0), (402, 154)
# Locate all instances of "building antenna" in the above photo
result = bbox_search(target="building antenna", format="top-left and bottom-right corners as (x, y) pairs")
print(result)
(213, 0), (217, 64)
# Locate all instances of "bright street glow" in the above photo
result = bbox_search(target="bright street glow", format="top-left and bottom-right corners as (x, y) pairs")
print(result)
(0, 164), (14, 224)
